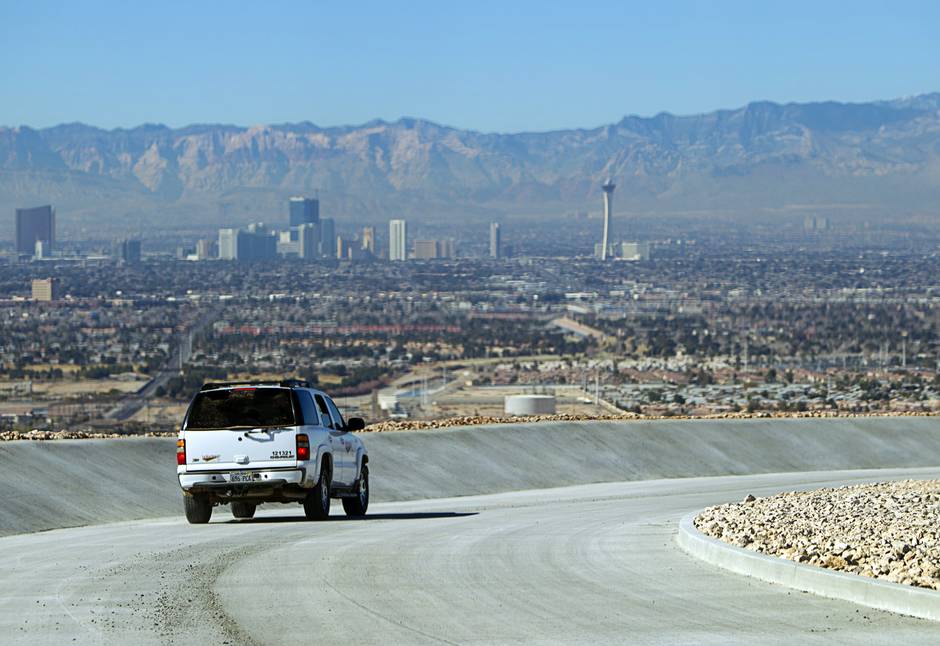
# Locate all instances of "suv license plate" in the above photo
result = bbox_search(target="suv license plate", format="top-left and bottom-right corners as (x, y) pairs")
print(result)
(228, 472), (256, 483)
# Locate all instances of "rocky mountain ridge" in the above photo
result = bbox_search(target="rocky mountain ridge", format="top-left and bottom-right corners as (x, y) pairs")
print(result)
(2, 93), (940, 232)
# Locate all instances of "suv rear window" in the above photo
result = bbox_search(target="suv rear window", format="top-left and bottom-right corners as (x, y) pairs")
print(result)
(185, 388), (297, 430)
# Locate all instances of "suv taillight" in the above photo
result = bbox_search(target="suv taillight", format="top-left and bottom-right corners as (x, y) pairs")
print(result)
(177, 438), (186, 465)
(296, 433), (310, 460)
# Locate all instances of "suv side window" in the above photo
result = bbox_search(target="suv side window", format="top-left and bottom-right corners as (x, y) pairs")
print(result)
(325, 397), (346, 431)
(297, 391), (319, 426)
(314, 394), (335, 429)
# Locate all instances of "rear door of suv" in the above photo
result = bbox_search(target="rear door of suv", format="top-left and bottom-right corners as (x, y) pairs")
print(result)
(182, 387), (300, 472)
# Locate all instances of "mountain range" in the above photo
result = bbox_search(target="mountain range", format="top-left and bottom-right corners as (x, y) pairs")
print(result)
(3, 93), (940, 236)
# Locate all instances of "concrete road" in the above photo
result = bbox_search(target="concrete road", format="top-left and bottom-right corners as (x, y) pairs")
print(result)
(3, 467), (940, 645)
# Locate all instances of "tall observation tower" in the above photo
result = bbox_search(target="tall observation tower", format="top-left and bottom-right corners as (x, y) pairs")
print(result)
(600, 179), (616, 260)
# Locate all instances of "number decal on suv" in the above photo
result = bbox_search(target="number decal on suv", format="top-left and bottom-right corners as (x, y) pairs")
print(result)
(270, 450), (293, 459)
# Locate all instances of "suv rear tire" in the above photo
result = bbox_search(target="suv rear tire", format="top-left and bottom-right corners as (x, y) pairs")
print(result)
(343, 465), (369, 517)
(231, 502), (256, 519)
(184, 494), (212, 524)
(304, 462), (331, 520)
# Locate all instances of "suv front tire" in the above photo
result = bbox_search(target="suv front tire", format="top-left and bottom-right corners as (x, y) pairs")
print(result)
(342, 465), (369, 517)
(304, 462), (331, 520)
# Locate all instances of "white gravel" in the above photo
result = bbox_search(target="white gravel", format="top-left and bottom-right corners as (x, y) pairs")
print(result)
(695, 480), (940, 590)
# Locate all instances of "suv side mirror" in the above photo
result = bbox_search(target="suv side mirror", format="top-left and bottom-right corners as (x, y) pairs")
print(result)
(346, 417), (366, 432)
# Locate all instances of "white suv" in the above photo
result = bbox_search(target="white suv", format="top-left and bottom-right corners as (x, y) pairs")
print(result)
(176, 379), (369, 524)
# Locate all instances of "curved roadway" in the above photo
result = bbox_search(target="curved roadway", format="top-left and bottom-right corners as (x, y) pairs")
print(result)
(3, 467), (939, 645)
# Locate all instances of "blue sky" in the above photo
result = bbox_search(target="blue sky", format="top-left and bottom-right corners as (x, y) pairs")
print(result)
(1, 1), (936, 132)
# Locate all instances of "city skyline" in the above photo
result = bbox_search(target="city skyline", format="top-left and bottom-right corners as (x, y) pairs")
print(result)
(5, 90), (940, 243)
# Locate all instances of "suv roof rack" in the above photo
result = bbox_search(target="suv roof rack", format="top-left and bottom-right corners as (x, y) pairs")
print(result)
(199, 379), (313, 391)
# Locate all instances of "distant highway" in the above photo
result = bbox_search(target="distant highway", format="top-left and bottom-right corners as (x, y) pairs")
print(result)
(104, 305), (221, 422)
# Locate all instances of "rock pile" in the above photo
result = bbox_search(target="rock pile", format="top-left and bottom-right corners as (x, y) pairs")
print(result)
(362, 409), (937, 433)
(695, 480), (940, 590)
(362, 412), (643, 432)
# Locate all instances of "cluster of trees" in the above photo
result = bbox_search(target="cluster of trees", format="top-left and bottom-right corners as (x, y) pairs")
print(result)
(78, 363), (136, 379)
(3, 367), (66, 380)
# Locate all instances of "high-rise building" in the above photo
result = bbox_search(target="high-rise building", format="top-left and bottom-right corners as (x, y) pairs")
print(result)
(389, 219), (407, 261)
(319, 218), (336, 258)
(15, 205), (55, 256)
(803, 215), (831, 232)
(218, 225), (276, 261)
(338, 235), (369, 260)
(34, 240), (49, 260)
(413, 239), (455, 260)
(276, 230), (301, 257)
(244, 223), (277, 261)
(218, 228), (239, 260)
(289, 196), (319, 227)
(489, 222), (501, 259)
(31, 278), (59, 302)
(439, 238), (455, 259)
(118, 239), (141, 264)
(599, 180), (616, 261)
(620, 241), (650, 261)
(336, 235), (353, 260)
(413, 239), (439, 260)
(361, 227), (376, 254)
(298, 223), (320, 260)
(195, 239), (215, 260)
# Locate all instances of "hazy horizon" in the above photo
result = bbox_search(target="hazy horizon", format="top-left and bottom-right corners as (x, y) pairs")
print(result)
(4, 90), (939, 136)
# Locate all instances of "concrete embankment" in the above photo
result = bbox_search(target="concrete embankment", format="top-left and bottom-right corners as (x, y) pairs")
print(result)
(2, 416), (940, 536)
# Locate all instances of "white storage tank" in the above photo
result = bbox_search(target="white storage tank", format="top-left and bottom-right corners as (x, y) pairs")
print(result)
(505, 394), (556, 416)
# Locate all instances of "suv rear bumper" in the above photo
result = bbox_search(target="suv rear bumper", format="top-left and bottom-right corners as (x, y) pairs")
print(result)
(179, 468), (306, 492)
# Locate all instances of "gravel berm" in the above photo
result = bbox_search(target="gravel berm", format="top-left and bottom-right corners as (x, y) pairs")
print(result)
(2, 409), (936, 441)
(696, 480), (940, 590)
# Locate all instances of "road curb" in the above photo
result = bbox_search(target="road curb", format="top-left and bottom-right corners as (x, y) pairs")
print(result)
(676, 510), (940, 621)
